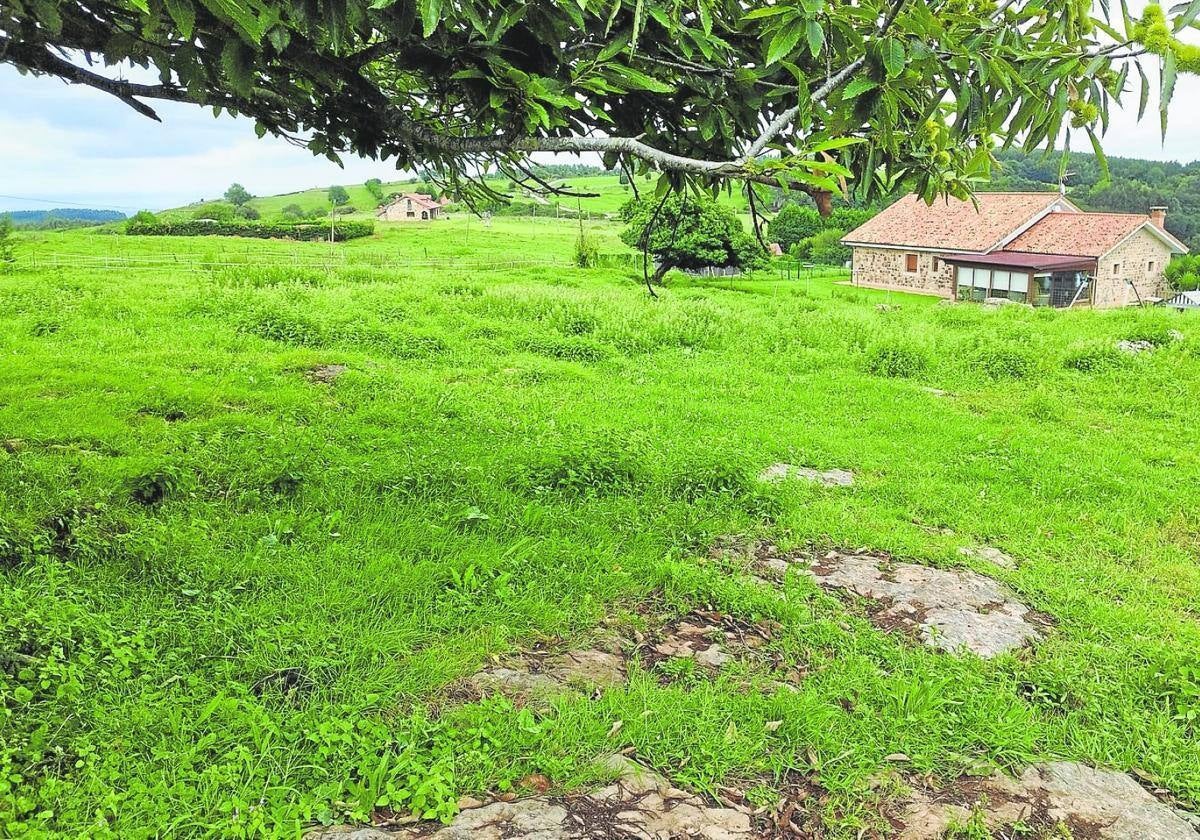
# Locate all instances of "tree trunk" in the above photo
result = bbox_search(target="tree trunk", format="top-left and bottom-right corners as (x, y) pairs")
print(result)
(652, 260), (674, 285)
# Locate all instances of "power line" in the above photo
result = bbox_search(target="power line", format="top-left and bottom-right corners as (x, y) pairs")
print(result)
(0, 193), (140, 212)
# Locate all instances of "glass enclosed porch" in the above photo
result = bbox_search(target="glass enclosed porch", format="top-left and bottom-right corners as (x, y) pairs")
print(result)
(944, 252), (1097, 308)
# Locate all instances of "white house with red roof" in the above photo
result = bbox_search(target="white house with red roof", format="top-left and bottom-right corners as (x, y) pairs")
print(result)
(841, 192), (1188, 307)
(376, 192), (444, 222)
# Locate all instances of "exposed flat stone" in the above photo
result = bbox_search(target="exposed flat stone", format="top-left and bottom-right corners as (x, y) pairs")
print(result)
(798, 551), (1042, 657)
(307, 755), (755, 839)
(468, 648), (626, 699)
(307, 363), (347, 383)
(898, 762), (1200, 840)
(1116, 339), (1155, 355)
(758, 463), (854, 487)
(958, 545), (1018, 570)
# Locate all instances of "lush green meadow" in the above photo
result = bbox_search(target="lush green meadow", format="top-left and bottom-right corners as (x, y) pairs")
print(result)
(176, 173), (744, 220)
(2, 215), (1199, 838)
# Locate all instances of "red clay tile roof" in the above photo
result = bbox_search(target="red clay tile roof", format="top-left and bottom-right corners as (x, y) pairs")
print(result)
(1006, 212), (1182, 257)
(841, 192), (1068, 252)
(387, 192), (441, 210)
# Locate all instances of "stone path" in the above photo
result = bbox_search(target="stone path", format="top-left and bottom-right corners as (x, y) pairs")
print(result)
(898, 762), (1200, 839)
(757, 463), (854, 487)
(306, 755), (757, 840)
(756, 549), (1044, 658)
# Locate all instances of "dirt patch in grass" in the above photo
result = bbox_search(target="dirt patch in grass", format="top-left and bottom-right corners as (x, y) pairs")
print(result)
(895, 762), (1200, 839)
(634, 609), (782, 677)
(306, 363), (348, 384)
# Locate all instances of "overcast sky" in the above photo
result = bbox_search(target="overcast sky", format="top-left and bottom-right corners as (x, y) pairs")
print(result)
(2, 39), (1199, 213)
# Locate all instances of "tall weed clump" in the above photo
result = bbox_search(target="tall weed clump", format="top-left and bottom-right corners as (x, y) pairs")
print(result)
(864, 339), (930, 378)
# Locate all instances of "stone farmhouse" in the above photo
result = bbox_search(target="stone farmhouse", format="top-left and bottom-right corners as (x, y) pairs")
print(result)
(376, 192), (448, 221)
(841, 192), (1188, 307)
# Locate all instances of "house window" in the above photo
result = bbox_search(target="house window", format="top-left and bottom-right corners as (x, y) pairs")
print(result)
(1148, 260), (1156, 273)
(1112, 262), (1121, 275)
(956, 266), (990, 301)
(905, 253), (919, 273)
(932, 258), (940, 271)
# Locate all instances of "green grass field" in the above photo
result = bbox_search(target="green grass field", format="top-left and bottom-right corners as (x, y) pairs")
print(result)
(173, 173), (745, 221)
(2, 215), (1199, 838)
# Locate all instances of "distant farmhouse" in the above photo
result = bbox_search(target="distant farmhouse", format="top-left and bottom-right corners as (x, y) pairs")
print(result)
(841, 193), (1188, 308)
(376, 192), (450, 222)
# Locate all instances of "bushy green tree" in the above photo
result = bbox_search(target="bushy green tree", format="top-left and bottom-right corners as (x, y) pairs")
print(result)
(619, 195), (767, 283)
(364, 178), (384, 202)
(0, 215), (14, 268)
(236, 205), (261, 220)
(328, 185), (350, 207)
(223, 183), (252, 207)
(280, 203), (305, 220)
(129, 210), (159, 226)
(802, 228), (852, 264)
(192, 202), (237, 222)
(769, 204), (824, 251)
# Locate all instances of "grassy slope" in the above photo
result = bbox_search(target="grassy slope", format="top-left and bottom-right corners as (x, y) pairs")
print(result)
(175, 174), (747, 220)
(2, 217), (1200, 838)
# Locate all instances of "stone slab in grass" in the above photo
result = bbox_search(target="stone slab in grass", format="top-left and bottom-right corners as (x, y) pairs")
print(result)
(898, 762), (1200, 840)
(758, 463), (854, 487)
(760, 550), (1044, 658)
(958, 545), (1019, 570)
(306, 754), (756, 840)
(467, 648), (626, 700)
(306, 363), (347, 384)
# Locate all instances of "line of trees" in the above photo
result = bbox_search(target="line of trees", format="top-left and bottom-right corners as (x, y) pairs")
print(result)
(984, 150), (1200, 249)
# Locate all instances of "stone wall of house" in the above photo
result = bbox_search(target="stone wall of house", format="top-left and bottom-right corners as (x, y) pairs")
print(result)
(850, 247), (956, 297)
(377, 201), (438, 222)
(1092, 228), (1174, 308)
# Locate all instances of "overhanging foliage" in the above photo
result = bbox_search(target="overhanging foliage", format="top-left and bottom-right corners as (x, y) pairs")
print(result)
(2, 0), (1198, 208)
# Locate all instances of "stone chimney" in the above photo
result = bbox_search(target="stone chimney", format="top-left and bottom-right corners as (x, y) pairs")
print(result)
(1150, 206), (1168, 229)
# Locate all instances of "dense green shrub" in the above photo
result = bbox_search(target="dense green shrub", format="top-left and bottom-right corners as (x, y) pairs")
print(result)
(769, 204), (873, 252)
(865, 341), (929, 378)
(191, 202), (238, 221)
(1163, 254), (1200, 291)
(793, 228), (850, 265)
(127, 219), (373, 241)
(768, 205), (823, 251)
